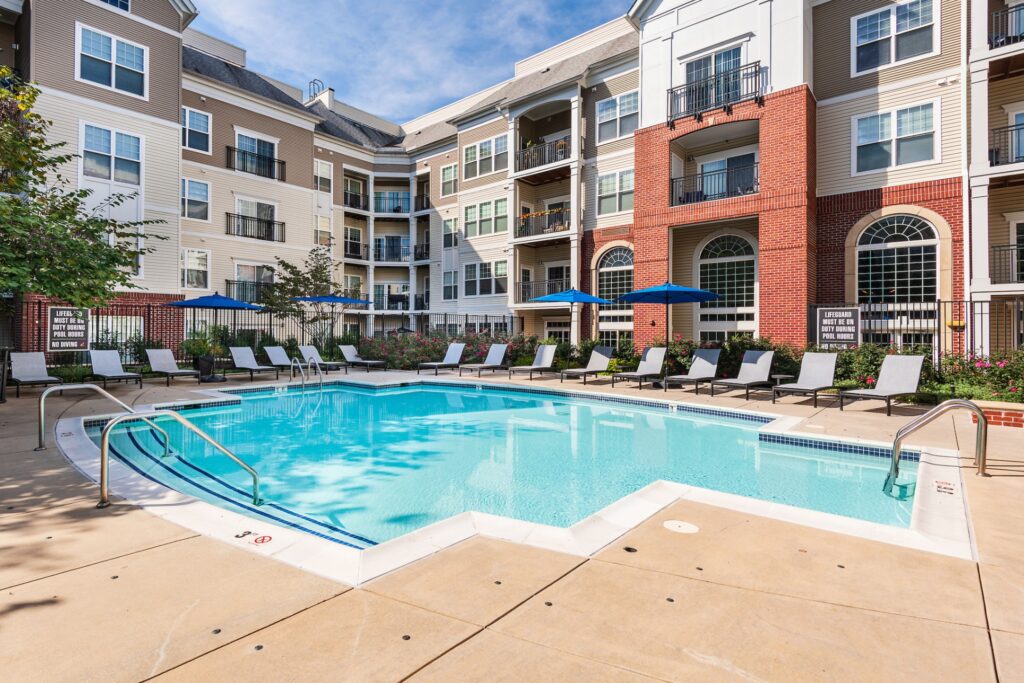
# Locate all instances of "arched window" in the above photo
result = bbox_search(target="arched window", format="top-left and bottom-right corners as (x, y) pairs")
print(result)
(596, 247), (633, 347)
(698, 234), (756, 342)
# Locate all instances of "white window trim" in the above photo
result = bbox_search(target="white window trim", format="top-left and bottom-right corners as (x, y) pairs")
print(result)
(180, 247), (212, 291)
(314, 159), (333, 193)
(75, 22), (149, 101)
(234, 194), (279, 213)
(1004, 101), (1024, 126)
(234, 127), (281, 148)
(462, 134), (508, 181)
(462, 259), (508, 297)
(693, 229), (760, 339)
(181, 106), (212, 155)
(442, 270), (459, 301)
(234, 259), (276, 282)
(181, 177), (211, 224)
(315, 213), (333, 247)
(442, 217), (459, 249)
(693, 143), (761, 169)
(462, 199), (509, 239)
(79, 120), (146, 192)
(848, 1), (941, 79)
(595, 90), (639, 146)
(440, 163), (458, 197)
(344, 224), (363, 241)
(596, 168), (635, 216)
(849, 98), (942, 177)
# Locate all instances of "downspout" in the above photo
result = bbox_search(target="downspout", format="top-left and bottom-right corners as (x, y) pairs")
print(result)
(961, 0), (972, 303)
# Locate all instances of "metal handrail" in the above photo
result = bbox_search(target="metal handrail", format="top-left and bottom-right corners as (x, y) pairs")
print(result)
(290, 357), (307, 388)
(306, 358), (324, 390)
(885, 399), (989, 495)
(99, 410), (262, 508)
(35, 383), (169, 456)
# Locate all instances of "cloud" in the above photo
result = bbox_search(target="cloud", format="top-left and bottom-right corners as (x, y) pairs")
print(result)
(190, 0), (626, 122)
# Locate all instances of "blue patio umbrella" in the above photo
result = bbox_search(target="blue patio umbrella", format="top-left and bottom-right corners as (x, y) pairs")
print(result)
(529, 288), (611, 305)
(164, 292), (264, 310)
(618, 282), (719, 339)
(291, 294), (372, 306)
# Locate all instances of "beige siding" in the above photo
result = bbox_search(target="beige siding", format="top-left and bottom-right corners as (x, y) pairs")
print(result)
(816, 80), (961, 196)
(989, 186), (1024, 247)
(813, 0), (961, 102)
(989, 73), (1024, 131)
(583, 69), (639, 159)
(32, 0), (181, 122)
(133, 0), (182, 31)
(583, 153), (634, 231)
(458, 117), (509, 192)
(680, 134), (760, 178)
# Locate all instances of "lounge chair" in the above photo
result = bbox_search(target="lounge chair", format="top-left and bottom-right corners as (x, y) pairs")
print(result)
(264, 346), (295, 372)
(339, 344), (387, 371)
(297, 345), (347, 374)
(418, 342), (466, 375)
(663, 348), (721, 394)
(839, 355), (924, 416)
(611, 346), (666, 389)
(458, 343), (508, 377)
(145, 349), (200, 387)
(560, 345), (612, 384)
(88, 350), (143, 389)
(508, 345), (557, 380)
(772, 352), (837, 407)
(709, 350), (774, 399)
(8, 352), (62, 397)
(228, 347), (280, 381)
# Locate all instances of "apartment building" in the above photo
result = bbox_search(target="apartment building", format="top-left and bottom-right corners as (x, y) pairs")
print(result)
(4, 0), (1021, 352)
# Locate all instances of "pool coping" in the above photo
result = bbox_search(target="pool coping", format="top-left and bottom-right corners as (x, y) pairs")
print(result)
(53, 375), (976, 587)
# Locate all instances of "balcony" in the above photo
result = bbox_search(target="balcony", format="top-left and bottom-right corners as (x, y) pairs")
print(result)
(225, 280), (274, 304)
(515, 278), (570, 304)
(515, 208), (571, 239)
(343, 241), (369, 260)
(670, 163), (759, 206)
(226, 213), (286, 242)
(414, 194), (431, 211)
(343, 191), (369, 211)
(374, 192), (411, 214)
(990, 5), (1024, 49)
(375, 292), (410, 311)
(226, 147), (285, 181)
(413, 244), (430, 261)
(516, 135), (572, 173)
(374, 244), (411, 263)
(991, 244), (1024, 284)
(668, 61), (764, 123)
(990, 124), (1024, 166)
(338, 288), (370, 305)
(415, 294), (429, 310)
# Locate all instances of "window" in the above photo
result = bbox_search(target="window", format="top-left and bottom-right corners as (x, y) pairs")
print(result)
(545, 320), (571, 343)
(479, 202), (493, 236)
(464, 205), (478, 238)
(855, 102), (935, 173)
(180, 249), (209, 289)
(462, 199), (506, 237)
(596, 91), (638, 143)
(479, 262), (493, 295)
(464, 263), (478, 296)
(180, 107), (210, 153)
(464, 146), (477, 179)
(315, 215), (332, 246)
(699, 235), (757, 339)
(314, 160), (332, 194)
(344, 177), (363, 195)
(180, 179), (209, 221)
(494, 260), (508, 294)
(853, 0), (935, 75)
(235, 132), (277, 177)
(494, 198), (508, 233)
(597, 247), (634, 336)
(441, 164), (458, 196)
(597, 170), (634, 215)
(100, 0), (129, 9)
(463, 135), (508, 179)
(443, 270), (458, 300)
(684, 46), (743, 112)
(78, 25), (146, 97)
(344, 274), (362, 295)
(344, 226), (363, 258)
(462, 260), (507, 297)
(83, 124), (141, 185)
(443, 218), (459, 248)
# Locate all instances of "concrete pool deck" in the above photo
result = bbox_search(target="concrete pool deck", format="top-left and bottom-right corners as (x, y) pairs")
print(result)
(1, 371), (1022, 681)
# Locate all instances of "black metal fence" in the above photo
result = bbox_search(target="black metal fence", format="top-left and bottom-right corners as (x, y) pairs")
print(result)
(989, 123), (1024, 166)
(516, 135), (571, 172)
(990, 4), (1024, 48)
(668, 61), (764, 122)
(670, 163), (759, 206)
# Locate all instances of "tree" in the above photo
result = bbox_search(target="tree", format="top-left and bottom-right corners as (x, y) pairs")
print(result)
(0, 66), (159, 310)
(259, 245), (348, 348)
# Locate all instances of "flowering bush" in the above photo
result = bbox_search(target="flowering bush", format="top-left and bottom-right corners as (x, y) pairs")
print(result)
(929, 350), (1024, 402)
(357, 333), (542, 370)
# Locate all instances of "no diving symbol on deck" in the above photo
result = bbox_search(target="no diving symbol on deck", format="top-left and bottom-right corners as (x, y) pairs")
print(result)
(253, 535), (272, 545)
(235, 531), (273, 545)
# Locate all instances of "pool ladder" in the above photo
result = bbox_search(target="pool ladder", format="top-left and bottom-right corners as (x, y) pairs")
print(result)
(884, 399), (989, 496)
(289, 357), (324, 390)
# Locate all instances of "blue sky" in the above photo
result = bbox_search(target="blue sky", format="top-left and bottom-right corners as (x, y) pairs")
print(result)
(191, 0), (627, 124)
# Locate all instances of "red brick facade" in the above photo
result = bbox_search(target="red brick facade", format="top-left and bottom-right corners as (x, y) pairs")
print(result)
(580, 223), (635, 337)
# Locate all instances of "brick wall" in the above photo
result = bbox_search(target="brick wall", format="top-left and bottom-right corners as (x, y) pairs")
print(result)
(580, 224), (634, 338)
(973, 408), (1024, 429)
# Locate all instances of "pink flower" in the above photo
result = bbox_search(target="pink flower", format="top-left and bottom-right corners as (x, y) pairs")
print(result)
(866, 377), (876, 385)
(1011, 387), (1019, 393)
(997, 361), (1008, 369)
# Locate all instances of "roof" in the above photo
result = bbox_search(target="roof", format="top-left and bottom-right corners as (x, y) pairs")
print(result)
(182, 46), (311, 116)
(307, 101), (404, 150)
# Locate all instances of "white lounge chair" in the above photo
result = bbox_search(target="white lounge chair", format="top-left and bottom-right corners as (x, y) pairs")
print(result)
(339, 344), (387, 371)
(8, 352), (62, 397)
(418, 342), (466, 375)
(709, 350), (774, 400)
(508, 345), (557, 380)
(228, 347), (279, 381)
(611, 346), (666, 390)
(145, 349), (200, 387)
(560, 345), (612, 384)
(773, 352), (837, 407)
(297, 345), (347, 373)
(839, 355), (924, 416)
(458, 344), (508, 377)
(663, 348), (721, 394)
(88, 350), (142, 389)
(264, 345), (295, 370)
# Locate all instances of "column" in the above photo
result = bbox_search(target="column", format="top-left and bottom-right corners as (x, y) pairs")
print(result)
(969, 64), (990, 176)
(569, 160), (581, 345)
(970, 178), (992, 355)
(366, 174), (376, 336)
(407, 173), (417, 327)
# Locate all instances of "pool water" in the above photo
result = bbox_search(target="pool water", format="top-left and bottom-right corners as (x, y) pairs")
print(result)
(91, 384), (917, 546)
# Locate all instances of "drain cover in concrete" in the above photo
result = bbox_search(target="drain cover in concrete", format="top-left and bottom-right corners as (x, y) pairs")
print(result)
(663, 520), (699, 534)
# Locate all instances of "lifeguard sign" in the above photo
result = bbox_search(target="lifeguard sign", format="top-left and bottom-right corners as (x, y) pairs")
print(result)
(816, 307), (860, 348)
(47, 307), (90, 351)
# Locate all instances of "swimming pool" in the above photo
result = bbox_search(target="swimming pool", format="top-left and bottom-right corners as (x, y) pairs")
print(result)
(87, 382), (918, 548)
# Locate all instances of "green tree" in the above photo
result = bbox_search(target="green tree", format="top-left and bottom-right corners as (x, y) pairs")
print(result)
(259, 245), (348, 349)
(0, 67), (159, 310)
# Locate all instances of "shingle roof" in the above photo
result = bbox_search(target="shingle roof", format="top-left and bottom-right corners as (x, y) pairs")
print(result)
(307, 101), (404, 150)
(398, 119), (458, 151)
(182, 46), (311, 116)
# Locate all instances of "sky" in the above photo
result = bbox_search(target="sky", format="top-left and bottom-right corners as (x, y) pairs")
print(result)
(190, 0), (627, 125)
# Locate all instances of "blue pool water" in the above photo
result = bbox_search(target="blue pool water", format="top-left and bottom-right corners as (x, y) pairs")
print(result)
(90, 384), (917, 547)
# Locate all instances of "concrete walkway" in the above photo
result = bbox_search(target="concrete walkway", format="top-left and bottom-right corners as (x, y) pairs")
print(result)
(1, 372), (1022, 681)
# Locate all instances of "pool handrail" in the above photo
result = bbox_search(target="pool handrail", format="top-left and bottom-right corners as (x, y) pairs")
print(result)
(98, 409), (262, 508)
(306, 357), (324, 390)
(35, 383), (169, 457)
(885, 399), (989, 495)
(290, 357), (307, 387)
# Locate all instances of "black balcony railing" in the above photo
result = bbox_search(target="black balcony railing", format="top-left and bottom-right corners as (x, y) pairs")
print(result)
(413, 244), (430, 261)
(415, 294), (429, 311)
(225, 280), (274, 304)
(991, 244), (1024, 284)
(670, 163), (759, 206)
(376, 293), (410, 311)
(343, 191), (369, 210)
(515, 208), (571, 239)
(343, 241), (369, 260)
(374, 244), (411, 262)
(990, 124), (1024, 166)
(668, 61), (764, 122)
(990, 5), (1024, 48)
(374, 192), (411, 213)
(515, 278), (571, 304)
(225, 212), (286, 242)
(226, 147), (285, 181)
(516, 135), (571, 172)
(338, 288), (369, 304)
(414, 194), (430, 211)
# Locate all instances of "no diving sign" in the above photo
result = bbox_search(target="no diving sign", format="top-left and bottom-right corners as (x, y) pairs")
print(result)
(816, 307), (860, 348)
(235, 530), (273, 546)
